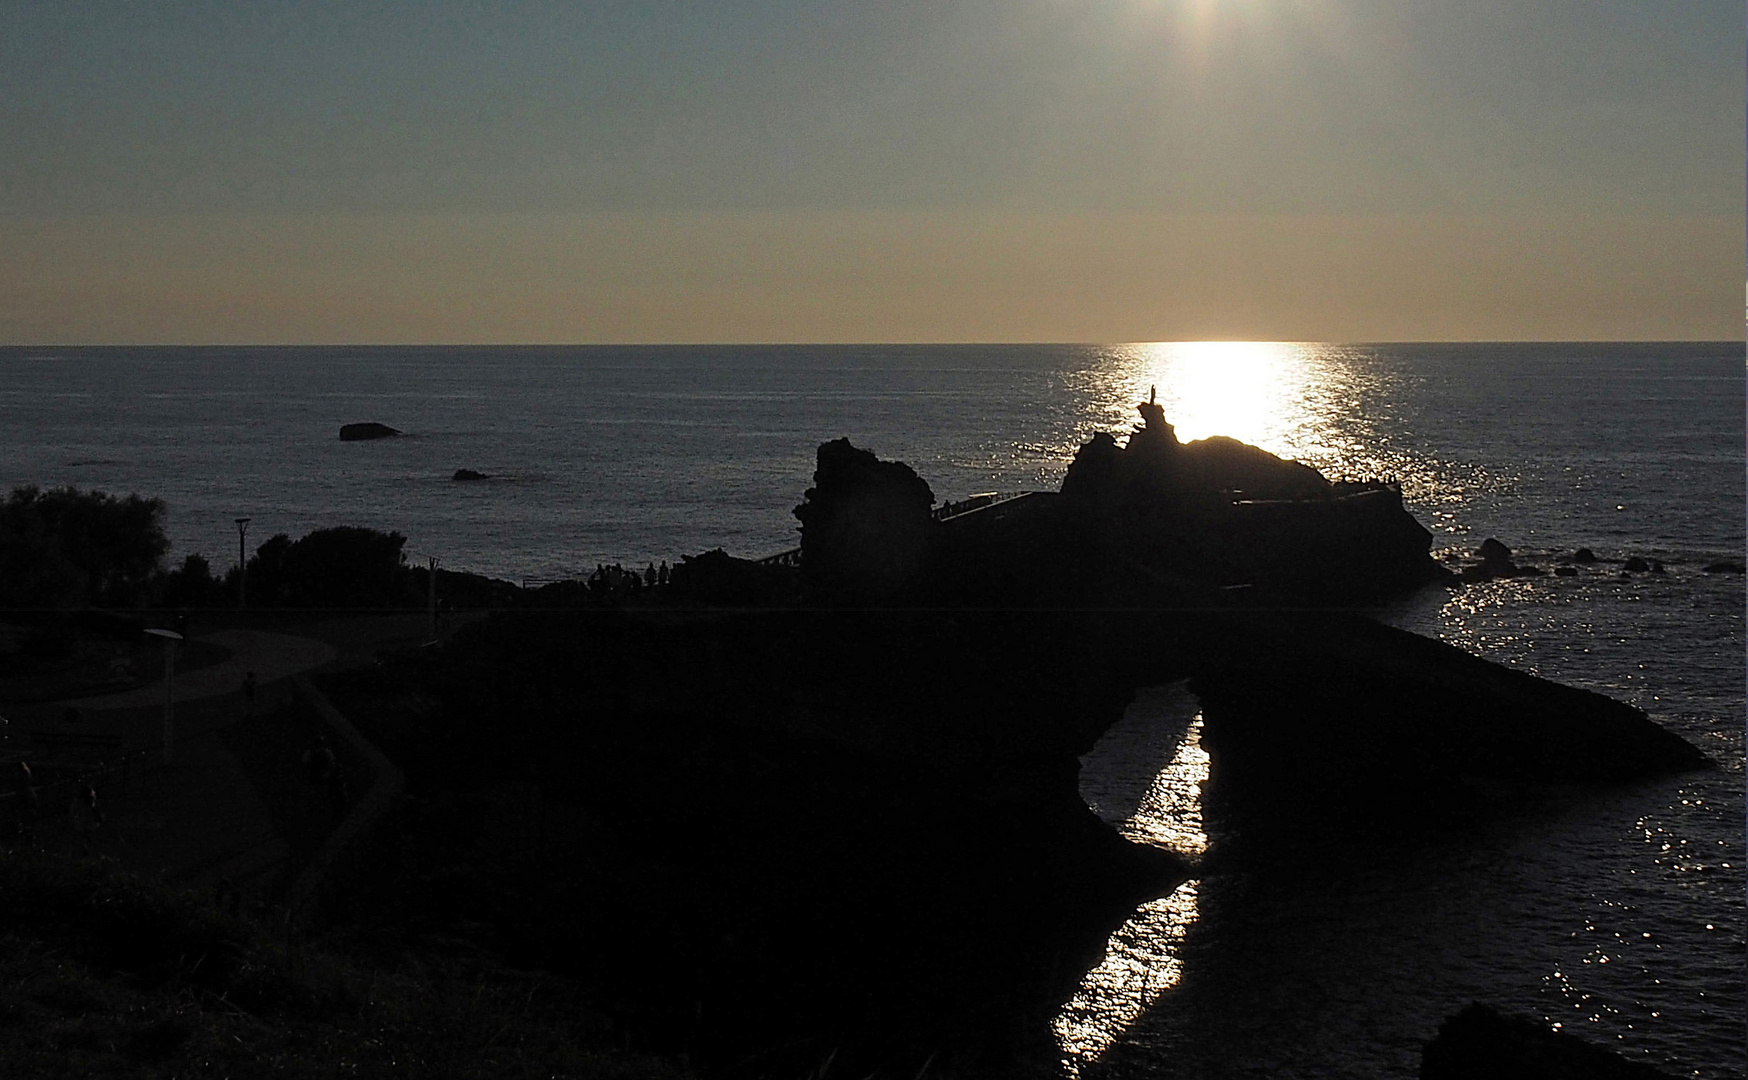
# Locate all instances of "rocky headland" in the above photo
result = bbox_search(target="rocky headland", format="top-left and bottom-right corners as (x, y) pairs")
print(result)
(319, 400), (1708, 1076)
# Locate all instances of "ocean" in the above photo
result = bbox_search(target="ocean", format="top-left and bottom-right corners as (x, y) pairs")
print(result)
(1, 342), (1742, 1076)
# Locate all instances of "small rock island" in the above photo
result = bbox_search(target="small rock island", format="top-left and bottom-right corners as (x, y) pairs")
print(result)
(338, 422), (401, 441)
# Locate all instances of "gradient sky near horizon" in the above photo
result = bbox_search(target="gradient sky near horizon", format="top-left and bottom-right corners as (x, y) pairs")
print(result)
(3, 0), (1742, 343)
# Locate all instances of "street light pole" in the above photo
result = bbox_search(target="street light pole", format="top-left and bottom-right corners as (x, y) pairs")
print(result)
(234, 517), (251, 608)
(427, 555), (440, 640)
(144, 628), (183, 765)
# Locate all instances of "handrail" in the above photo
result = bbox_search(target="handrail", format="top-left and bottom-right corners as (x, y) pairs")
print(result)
(932, 491), (1036, 521)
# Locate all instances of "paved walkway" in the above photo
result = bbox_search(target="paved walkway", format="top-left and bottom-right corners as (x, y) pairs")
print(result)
(17, 625), (355, 905)
(99, 729), (294, 897)
(56, 629), (337, 711)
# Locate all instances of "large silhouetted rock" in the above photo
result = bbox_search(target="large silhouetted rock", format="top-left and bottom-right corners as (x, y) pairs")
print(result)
(1180, 435), (1329, 498)
(1060, 399), (1448, 602)
(1064, 399), (1326, 504)
(794, 438), (936, 601)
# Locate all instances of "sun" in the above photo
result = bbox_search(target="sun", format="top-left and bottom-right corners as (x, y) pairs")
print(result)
(1131, 341), (1314, 451)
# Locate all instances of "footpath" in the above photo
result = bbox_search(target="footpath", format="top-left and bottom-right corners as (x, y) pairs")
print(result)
(3, 613), (431, 911)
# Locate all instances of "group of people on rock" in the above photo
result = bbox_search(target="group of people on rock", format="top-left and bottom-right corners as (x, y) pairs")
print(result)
(586, 560), (671, 598)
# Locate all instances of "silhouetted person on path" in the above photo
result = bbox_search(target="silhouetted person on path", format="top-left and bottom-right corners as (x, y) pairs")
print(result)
(13, 761), (38, 838)
(69, 784), (102, 853)
(242, 671), (258, 715)
(304, 734), (336, 785)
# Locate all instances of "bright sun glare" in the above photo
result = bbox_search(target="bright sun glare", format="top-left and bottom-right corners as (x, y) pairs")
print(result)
(1130, 341), (1315, 452)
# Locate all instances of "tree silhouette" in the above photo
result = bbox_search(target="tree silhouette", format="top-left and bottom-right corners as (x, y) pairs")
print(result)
(244, 526), (410, 608)
(0, 486), (169, 609)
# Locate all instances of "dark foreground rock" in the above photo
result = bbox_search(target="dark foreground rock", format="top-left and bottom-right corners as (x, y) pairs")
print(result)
(330, 575), (1709, 1075)
(339, 422), (401, 441)
(332, 606), (1189, 1078)
(1422, 1003), (1676, 1079)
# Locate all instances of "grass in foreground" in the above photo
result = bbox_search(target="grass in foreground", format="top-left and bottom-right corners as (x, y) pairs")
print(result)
(0, 846), (694, 1079)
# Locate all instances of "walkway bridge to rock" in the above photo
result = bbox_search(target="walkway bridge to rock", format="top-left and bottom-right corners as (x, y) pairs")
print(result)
(754, 490), (1050, 570)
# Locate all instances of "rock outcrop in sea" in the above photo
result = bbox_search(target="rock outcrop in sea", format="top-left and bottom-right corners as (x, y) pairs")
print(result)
(338, 422), (401, 441)
(1055, 395), (1452, 602)
(787, 397), (1454, 608)
(1422, 1003), (1676, 1079)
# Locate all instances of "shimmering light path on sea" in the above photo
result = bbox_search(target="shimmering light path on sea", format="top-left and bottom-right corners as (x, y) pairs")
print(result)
(1057, 706), (1210, 1075)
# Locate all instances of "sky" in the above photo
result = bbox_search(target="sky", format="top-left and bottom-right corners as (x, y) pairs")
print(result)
(2, 0), (1741, 343)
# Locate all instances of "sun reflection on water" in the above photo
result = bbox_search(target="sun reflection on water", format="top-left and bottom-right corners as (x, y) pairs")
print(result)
(1080, 340), (1374, 480)
(1054, 718), (1211, 1075)
(1132, 341), (1317, 451)
(1117, 716), (1211, 859)
(1054, 881), (1201, 1077)
(1066, 342), (1504, 520)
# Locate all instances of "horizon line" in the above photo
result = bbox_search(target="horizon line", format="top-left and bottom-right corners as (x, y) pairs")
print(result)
(3, 338), (1743, 349)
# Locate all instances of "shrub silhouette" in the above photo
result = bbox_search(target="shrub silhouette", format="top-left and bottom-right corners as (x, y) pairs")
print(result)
(245, 526), (410, 608)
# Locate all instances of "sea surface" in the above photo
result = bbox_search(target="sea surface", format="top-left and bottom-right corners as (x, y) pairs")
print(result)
(1, 342), (1742, 1076)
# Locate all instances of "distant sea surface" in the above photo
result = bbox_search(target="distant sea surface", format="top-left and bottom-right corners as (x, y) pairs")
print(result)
(2, 342), (1742, 1076)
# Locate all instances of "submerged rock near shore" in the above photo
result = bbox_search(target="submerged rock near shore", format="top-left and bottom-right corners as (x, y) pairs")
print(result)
(1422, 1004), (1676, 1079)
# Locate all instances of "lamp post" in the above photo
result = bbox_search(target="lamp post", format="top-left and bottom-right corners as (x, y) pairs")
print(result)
(426, 555), (440, 640)
(143, 628), (183, 765)
(234, 517), (251, 608)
